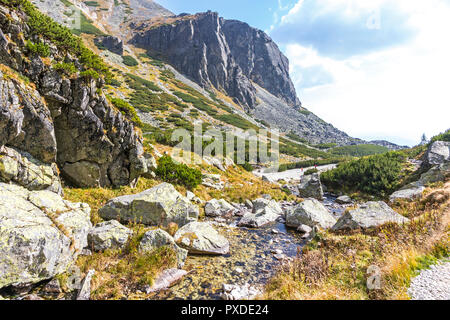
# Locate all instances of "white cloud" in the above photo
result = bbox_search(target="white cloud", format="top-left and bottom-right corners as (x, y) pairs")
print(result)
(273, 0), (450, 146)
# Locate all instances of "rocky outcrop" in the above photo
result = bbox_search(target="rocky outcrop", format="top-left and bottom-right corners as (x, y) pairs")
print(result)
(204, 199), (234, 217)
(221, 19), (300, 107)
(0, 183), (91, 289)
(286, 199), (336, 229)
(88, 220), (132, 252)
(174, 221), (229, 255)
(139, 228), (188, 268)
(99, 183), (199, 227)
(94, 36), (124, 55)
(0, 146), (62, 194)
(390, 142), (450, 202)
(332, 201), (409, 231)
(238, 198), (283, 228)
(298, 173), (324, 200)
(426, 141), (450, 166)
(0, 4), (147, 188)
(130, 11), (299, 110)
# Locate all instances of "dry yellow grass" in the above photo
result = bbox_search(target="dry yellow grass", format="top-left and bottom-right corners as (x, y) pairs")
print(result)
(264, 181), (450, 300)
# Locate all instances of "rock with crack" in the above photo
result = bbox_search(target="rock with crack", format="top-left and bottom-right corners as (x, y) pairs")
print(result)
(174, 222), (230, 255)
(0, 145), (62, 194)
(286, 199), (337, 229)
(77, 269), (95, 300)
(204, 199), (235, 217)
(88, 220), (132, 252)
(139, 229), (188, 268)
(426, 141), (450, 166)
(297, 173), (324, 200)
(98, 183), (199, 227)
(94, 36), (123, 55)
(0, 183), (91, 289)
(238, 199), (283, 228)
(332, 201), (409, 231)
(144, 268), (187, 294)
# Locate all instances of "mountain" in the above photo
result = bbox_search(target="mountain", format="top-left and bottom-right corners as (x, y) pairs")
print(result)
(0, 1), (153, 188)
(25, 0), (402, 148)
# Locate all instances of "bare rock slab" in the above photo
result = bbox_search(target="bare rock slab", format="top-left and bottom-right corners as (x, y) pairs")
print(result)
(99, 183), (199, 227)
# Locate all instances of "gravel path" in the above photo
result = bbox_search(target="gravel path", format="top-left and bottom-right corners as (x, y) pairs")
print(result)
(408, 260), (450, 300)
(253, 164), (337, 182)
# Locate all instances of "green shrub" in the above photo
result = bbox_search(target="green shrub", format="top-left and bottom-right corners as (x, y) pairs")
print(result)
(304, 168), (318, 175)
(107, 96), (142, 126)
(278, 159), (342, 172)
(122, 55), (139, 67)
(1, 0), (110, 80)
(329, 144), (389, 157)
(320, 151), (406, 198)
(155, 155), (202, 190)
(241, 162), (253, 172)
(26, 40), (50, 57)
(430, 129), (450, 143)
(53, 62), (77, 75)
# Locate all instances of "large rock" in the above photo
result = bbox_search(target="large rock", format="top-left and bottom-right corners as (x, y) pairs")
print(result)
(389, 183), (426, 202)
(144, 268), (187, 294)
(88, 220), (132, 252)
(0, 146), (62, 194)
(426, 141), (450, 166)
(94, 35), (123, 55)
(174, 222), (229, 255)
(139, 229), (188, 268)
(204, 199), (235, 217)
(0, 72), (57, 164)
(332, 201), (409, 231)
(99, 183), (199, 227)
(0, 183), (91, 289)
(390, 162), (450, 202)
(298, 173), (324, 200)
(286, 199), (336, 229)
(238, 199), (283, 228)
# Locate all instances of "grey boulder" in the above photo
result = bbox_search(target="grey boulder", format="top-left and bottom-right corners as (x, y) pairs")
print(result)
(286, 199), (337, 229)
(238, 199), (283, 228)
(204, 199), (235, 217)
(174, 222), (230, 255)
(98, 183), (199, 227)
(298, 173), (324, 200)
(332, 201), (409, 231)
(139, 229), (188, 268)
(0, 183), (91, 289)
(88, 220), (132, 252)
(426, 141), (450, 166)
(0, 146), (62, 194)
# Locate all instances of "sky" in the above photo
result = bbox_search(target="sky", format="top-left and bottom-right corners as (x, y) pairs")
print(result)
(157, 0), (450, 146)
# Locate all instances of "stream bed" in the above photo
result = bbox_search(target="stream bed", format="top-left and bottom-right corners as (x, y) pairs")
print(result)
(152, 194), (348, 300)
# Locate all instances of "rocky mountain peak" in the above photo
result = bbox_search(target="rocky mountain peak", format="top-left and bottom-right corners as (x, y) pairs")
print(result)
(129, 10), (300, 110)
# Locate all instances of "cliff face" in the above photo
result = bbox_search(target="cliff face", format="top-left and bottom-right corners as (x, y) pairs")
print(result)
(0, 3), (150, 188)
(221, 20), (300, 108)
(130, 11), (300, 110)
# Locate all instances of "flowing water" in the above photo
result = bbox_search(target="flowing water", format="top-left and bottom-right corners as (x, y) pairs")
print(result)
(152, 194), (348, 300)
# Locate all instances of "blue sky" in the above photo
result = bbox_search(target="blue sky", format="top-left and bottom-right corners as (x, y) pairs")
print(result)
(157, 0), (450, 146)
